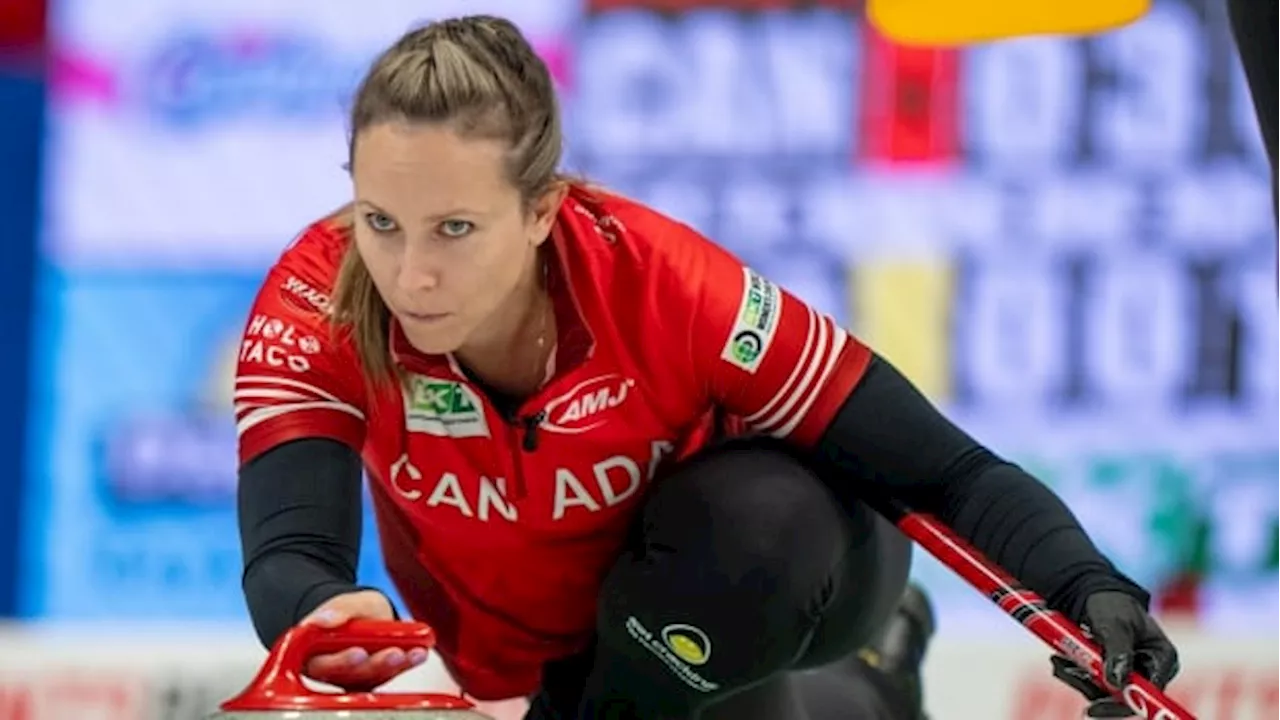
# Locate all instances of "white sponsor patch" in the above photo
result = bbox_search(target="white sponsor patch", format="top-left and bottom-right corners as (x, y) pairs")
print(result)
(281, 274), (332, 313)
(404, 375), (490, 439)
(719, 267), (782, 373)
(240, 314), (317, 374)
(541, 374), (635, 434)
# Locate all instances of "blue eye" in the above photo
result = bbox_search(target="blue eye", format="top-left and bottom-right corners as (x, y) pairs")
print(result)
(364, 212), (398, 233)
(439, 220), (474, 238)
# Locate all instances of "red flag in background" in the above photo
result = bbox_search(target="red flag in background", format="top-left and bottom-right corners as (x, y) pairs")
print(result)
(0, 0), (45, 54)
(858, 25), (960, 166)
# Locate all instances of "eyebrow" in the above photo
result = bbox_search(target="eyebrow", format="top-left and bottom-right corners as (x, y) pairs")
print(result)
(354, 199), (485, 222)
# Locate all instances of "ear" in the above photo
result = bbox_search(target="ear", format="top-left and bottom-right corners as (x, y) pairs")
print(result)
(528, 181), (569, 247)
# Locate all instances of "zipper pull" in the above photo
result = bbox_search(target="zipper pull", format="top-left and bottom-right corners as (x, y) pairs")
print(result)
(521, 410), (546, 452)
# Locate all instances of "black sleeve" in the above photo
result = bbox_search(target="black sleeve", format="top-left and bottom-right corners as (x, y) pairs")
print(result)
(239, 437), (384, 648)
(1227, 0), (1277, 198)
(814, 354), (1149, 623)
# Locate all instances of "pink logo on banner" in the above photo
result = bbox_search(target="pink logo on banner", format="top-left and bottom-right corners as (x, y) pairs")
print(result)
(49, 34), (573, 115)
(536, 40), (573, 92)
(49, 49), (118, 107)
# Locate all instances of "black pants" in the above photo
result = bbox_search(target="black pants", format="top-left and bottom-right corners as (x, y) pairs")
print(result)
(526, 438), (915, 719)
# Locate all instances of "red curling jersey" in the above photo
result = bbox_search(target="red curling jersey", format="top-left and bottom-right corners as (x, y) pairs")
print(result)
(234, 186), (872, 700)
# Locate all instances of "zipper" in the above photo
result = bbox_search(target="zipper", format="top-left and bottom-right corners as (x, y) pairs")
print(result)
(520, 410), (546, 451)
(505, 408), (547, 500)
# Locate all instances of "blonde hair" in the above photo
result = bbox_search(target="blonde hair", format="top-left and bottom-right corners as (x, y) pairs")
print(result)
(330, 15), (565, 383)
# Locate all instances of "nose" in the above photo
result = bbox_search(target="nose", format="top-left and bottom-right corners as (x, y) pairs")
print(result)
(396, 241), (441, 293)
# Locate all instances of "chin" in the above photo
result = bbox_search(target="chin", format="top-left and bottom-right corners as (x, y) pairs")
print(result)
(401, 326), (466, 356)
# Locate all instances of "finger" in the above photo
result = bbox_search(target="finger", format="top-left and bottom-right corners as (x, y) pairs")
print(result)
(1105, 652), (1135, 691)
(329, 659), (405, 692)
(364, 647), (429, 680)
(1050, 655), (1110, 702)
(368, 647), (408, 674)
(312, 648), (426, 692)
(306, 647), (370, 679)
(1091, 620), (1137, 689)
(1134, 640), (1180, 689)
(1086, 698), (1136, 718)
(333, 664), (396, 691)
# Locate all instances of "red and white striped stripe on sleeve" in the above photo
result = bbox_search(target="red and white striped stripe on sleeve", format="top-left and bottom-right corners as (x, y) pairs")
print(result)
(741, 304), (856, 440)
(234, 261), (368, 464)
(235, 374), (365, 437)
(688, 247), (872, 448)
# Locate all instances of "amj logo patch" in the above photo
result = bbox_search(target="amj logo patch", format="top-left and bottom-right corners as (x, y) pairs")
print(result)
(541, 374), (635, 434)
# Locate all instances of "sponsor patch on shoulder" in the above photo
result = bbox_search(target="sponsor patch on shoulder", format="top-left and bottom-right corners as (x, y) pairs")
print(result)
(280, 274), (332, 314)
(719, 267), (782, 373)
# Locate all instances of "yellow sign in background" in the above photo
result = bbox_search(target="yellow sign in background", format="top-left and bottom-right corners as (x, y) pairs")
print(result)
(849, 259), (955, 402)
(866, 0), (1152, 45)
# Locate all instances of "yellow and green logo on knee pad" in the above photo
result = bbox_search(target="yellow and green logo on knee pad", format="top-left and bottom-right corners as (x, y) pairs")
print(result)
(626, 616), (720, 692)
(661, 623), (711, 666)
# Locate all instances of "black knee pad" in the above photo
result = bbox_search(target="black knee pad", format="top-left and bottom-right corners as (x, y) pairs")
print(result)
(590, 439), (852, 714)
(645, 438), (851, 592)
(793, 499), (913, 670)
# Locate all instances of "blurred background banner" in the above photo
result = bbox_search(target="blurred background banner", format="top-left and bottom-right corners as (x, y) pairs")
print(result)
(23, 0), (1279, 630)
(17, 0), (1277, 658)
(564, 0), (1278, 634)
(22, 0), (581, 622)
(39, 0), (576, 268)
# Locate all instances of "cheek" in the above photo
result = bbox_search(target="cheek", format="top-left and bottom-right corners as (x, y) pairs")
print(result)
(354, 233), (397, 287)
(456, 235), (526, 306)
(465, 230), (526, 280)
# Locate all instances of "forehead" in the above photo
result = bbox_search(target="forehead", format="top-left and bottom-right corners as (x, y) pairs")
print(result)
(351, 121), (515, 211)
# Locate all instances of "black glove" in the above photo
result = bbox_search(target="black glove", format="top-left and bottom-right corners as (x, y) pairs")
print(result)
(1050, 591), (1181, 717)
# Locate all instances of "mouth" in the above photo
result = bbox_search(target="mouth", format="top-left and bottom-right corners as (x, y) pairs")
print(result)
(399, 310), (452, 323)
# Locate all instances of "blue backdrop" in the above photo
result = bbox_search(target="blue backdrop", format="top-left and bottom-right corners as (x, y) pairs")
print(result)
(0, 69), (42, 618)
